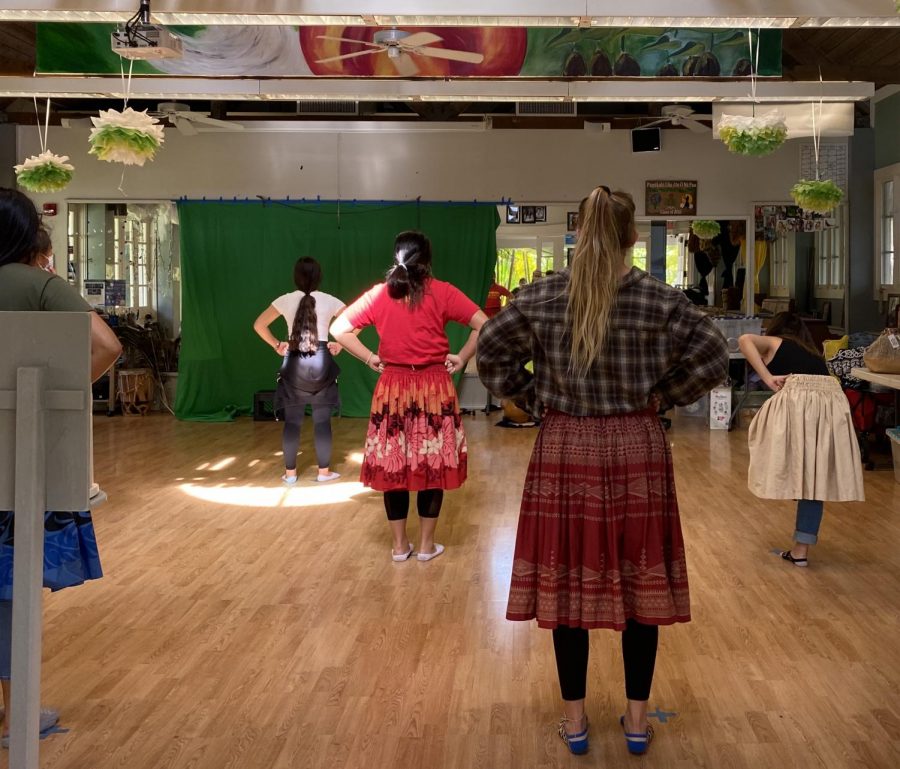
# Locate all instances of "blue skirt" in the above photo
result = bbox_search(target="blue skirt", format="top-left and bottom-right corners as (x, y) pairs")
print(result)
(0, 511), (103, 601)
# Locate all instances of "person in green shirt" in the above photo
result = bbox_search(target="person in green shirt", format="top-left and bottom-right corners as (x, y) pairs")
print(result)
(0, 188), (122, 746)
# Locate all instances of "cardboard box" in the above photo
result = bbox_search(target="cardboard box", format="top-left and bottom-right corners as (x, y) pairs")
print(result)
(709, 385), (732, 430)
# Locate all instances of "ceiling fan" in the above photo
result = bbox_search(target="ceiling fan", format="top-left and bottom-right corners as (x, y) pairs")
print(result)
(148, 102), (244, 135)
(642, 105), (713, 134)
(315, 29), (484, 76)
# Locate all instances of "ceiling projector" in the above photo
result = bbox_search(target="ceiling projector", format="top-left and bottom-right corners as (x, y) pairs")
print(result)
(110, 0), (181, 60)
(111, 24), (182, 60)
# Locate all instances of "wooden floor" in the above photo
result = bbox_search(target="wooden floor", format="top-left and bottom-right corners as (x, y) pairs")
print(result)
(10, 411), (900, 769)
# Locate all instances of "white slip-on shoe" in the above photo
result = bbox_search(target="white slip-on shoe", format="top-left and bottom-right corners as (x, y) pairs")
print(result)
(417, 544), (445, 562)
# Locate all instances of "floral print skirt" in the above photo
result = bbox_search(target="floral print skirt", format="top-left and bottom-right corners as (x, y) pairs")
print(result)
(361, 364), (467, 492)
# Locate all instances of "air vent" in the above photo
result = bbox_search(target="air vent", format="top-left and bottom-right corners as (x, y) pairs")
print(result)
(296, 100), (359, 115)
(516, 102), (576, 116)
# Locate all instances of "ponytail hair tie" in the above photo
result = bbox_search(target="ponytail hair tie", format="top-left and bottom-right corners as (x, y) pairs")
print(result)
(396, 261), (408, 272)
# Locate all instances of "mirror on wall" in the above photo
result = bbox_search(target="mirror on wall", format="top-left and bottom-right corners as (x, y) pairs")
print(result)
(635, 218), (749, 313)
(753, 203), (846, 330)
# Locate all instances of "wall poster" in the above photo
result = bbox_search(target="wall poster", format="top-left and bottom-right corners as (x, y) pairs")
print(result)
(645, 180), (698, 216)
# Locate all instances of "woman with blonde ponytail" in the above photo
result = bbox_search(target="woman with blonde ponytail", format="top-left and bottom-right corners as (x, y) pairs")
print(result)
(478, 186), (728, 757)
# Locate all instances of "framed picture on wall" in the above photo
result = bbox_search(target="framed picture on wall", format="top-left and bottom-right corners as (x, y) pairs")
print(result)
(645, 180), (697, 216)
(506, 205), (520, 224)
(567, 211), (578, 231)
(521, 206), (536, 224)
(534, 206), (547, 222)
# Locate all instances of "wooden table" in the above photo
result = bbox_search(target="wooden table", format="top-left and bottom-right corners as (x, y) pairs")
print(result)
(851, 368), (900, 426)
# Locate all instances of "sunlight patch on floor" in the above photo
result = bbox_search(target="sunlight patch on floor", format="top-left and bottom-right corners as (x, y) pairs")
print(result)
(210, 456), (236, 471)
(179, 480), (371, 507)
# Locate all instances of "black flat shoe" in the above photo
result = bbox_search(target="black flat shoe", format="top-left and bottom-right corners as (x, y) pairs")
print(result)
(780, 550), (808, 567)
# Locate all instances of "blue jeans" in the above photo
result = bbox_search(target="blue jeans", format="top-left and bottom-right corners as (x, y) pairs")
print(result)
(795, 500), (825, 545)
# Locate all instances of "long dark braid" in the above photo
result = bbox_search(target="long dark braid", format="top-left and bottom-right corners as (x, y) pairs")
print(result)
(289, 257), (322, 354)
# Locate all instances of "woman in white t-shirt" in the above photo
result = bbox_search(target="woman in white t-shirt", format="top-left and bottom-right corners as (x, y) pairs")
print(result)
(253, 258), (346, 484)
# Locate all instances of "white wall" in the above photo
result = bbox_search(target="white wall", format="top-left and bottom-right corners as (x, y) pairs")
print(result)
(18, 124), (803, 213)
(17, 124), (812, 299)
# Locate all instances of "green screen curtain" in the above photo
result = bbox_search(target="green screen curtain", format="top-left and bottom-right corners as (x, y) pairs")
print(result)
(174, 201), (499, 420)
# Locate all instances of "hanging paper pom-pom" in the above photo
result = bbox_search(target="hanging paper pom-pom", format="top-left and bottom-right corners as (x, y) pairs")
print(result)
(718, 112), (788, 157)
(790, 179), (843, 213)
(13, 150), (75, 193)
(691, 220), (721, 240)
(88, 107), (165, 166)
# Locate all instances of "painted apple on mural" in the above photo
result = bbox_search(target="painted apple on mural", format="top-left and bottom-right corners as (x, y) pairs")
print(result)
(299, 27), (527, 77)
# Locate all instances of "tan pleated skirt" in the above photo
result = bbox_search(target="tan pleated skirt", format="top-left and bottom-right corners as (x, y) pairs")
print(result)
(747, 374), (865, 502)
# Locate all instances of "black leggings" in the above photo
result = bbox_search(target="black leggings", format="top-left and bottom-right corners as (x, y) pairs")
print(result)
(282, 404), (333, 470)
(552, 620), (659, 702)
(383, 490), (444, 521)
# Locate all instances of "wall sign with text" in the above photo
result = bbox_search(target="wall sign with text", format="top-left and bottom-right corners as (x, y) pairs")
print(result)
(645, 181), (698, 216)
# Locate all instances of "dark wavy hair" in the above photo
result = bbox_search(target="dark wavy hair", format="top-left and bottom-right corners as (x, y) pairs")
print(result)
(386, 230), (432, 308)
(289, 257), (323, 354)
(0, 188), (40, 269)
(766, 312), (820, 358)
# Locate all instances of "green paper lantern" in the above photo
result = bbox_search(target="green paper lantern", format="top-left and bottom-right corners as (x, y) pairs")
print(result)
(691, 220), (721, 240)
(14, 151), (75, 193)
(790, 179), (843, 213)
(88, 107), (165, 166)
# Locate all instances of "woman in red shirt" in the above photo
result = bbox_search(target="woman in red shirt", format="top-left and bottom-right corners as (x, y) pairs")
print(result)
(331, 231), (486, 563)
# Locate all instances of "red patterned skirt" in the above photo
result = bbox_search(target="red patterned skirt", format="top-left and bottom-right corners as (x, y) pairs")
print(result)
(361, 364), (467, 491)
(507, 410), (690, 630)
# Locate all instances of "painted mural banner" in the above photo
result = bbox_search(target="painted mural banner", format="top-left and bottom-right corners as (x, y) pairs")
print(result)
(646, 181), (698, 216)
(37, 24), (781, 78)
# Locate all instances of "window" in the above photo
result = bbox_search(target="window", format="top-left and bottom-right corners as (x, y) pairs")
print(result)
(68, 202), (168, 314)
(629, 233), (685, 285)
(882, 180), (895, 287)
(875, 165), (899, 294)
(665, 235), (687, 287)
(496, 240), (553, 288)
(770, 234), (793, 297)
(814, 204), (845, 298)
(630, 242), (647, 271)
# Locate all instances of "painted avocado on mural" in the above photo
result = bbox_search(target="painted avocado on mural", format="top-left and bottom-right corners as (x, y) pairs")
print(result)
(36, 24), (781, 78)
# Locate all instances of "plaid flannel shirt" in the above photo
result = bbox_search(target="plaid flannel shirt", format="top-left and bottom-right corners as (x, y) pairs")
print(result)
(476, 268), (728, 416)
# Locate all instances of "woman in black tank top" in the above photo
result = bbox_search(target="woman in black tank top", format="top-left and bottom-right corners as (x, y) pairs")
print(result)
(738, 312), (864, 567)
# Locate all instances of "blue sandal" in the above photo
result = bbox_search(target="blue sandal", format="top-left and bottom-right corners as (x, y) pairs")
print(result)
(557, 715), (589, 755)
(620, 716), (653, 755)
